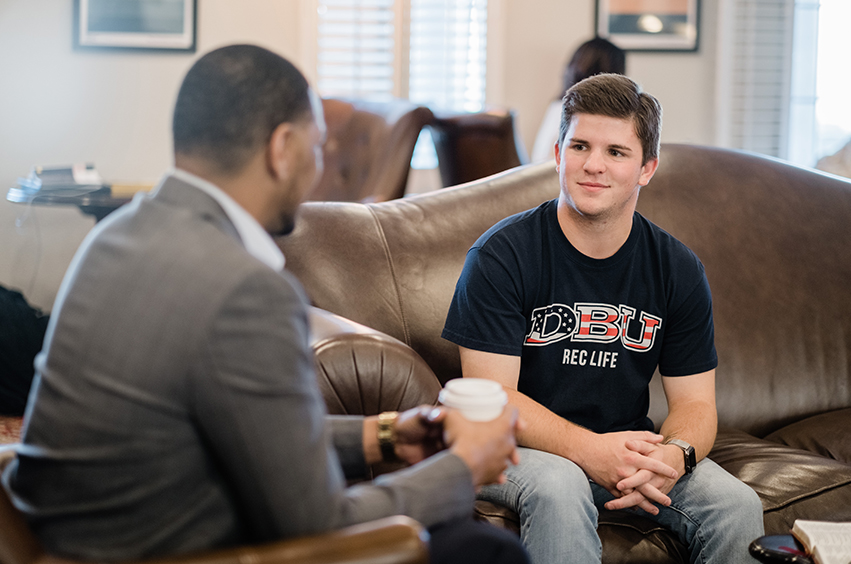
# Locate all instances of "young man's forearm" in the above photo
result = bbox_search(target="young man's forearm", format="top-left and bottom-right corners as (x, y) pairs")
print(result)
(503, 387), (595, 461)
(659, 399), (717, 462)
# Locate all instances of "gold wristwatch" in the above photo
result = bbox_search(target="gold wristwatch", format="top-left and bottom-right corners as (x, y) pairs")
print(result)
(377, 411), (399, 462)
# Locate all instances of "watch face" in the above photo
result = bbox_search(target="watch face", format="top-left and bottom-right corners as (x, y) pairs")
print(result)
(686, 446), (696, 471)
(667, 439), (696, 473)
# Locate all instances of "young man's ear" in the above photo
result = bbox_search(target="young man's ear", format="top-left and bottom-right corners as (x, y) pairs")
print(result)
(553, 141), (562, 171)
(639, 157), (660, 187)
(267, 122), (294, 180)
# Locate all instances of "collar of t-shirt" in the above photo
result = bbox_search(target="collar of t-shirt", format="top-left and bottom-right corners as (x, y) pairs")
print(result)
(169, 168), (286, 272)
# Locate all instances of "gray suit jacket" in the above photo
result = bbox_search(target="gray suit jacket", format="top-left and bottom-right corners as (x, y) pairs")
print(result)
(2, 176), (474, 560)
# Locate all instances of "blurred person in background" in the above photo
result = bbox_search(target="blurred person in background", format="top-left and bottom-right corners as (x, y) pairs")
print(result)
(531, 37), (626, 162)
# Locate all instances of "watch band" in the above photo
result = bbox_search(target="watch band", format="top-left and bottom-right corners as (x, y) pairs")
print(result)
(665, 438), (696, 474)
(377, 411), (399, 463)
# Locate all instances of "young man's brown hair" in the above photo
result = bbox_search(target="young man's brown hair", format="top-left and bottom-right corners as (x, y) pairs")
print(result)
(558, 73), (662, 165)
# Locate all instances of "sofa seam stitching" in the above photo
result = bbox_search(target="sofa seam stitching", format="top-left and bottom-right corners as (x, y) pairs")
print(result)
(761, 476), (851, 512)
(366, 205), (412, 346)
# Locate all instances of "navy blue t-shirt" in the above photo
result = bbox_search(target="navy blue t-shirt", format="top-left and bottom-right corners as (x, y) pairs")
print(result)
(442, 200), (717, 434)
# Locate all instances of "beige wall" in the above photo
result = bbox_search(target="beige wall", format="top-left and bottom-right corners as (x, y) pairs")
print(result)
(0, 0), (302, 309)
(0, 0), (719, 310)
(500, 0), (718, 155)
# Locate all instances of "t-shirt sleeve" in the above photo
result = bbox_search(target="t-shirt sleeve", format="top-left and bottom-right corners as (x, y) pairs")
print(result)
(442, 245), (528, 356)
(658, 263), (718, 377)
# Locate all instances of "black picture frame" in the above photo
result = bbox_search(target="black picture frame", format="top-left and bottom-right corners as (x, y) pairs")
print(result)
(595, 0), (699, 52)
(74, 0), (197, 52)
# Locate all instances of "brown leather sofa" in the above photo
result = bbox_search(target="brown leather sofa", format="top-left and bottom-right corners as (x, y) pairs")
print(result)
(279, 144), (851, 563)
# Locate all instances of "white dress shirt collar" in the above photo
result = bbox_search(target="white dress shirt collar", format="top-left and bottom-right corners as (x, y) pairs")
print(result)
(169, 168), (285, 271)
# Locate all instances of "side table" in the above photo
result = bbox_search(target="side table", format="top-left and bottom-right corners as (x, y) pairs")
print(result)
(6, 185), (147, 222)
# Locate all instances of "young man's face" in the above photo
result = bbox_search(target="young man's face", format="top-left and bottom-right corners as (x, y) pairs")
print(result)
(554, 113), (658, 224)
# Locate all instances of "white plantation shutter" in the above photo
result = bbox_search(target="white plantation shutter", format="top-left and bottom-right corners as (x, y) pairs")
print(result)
(408, 0), (488, 113)
(717, 0), (795, 158)
(312, 0), (490, 168)
(313, 0), (488, 109)
(786, 0), (819, 166)
(316, 0), (398, 100)
(408, 0), (488, 167)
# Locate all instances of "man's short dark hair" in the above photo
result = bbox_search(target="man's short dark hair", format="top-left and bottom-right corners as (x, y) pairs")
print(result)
(558, 73), (662, 165)
(173, 44), (312, 174)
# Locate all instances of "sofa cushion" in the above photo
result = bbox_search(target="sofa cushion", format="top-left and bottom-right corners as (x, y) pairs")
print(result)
(710, 427), (851, 532)
(763, 408), (851, 465)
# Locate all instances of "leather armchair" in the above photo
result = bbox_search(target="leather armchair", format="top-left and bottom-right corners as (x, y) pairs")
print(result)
(309, 98), (434, 203)
(429, 108), (528, 187)
(0, 448), (428, 564)
(278, 144), (851, 563)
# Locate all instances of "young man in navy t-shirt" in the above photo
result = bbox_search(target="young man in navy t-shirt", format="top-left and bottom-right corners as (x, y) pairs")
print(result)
(442, 74), (764, 563)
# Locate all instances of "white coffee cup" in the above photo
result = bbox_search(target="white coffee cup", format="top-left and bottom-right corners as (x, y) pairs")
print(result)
(438, 378), (508, 421)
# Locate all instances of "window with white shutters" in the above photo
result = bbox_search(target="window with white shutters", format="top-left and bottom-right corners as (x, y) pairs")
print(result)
(717, 0), (795, 159)
(408, 0), (488, 113)
(315, 0), (398, 100)
(313, 0), (490, 169)
(313, 0), (488, 110)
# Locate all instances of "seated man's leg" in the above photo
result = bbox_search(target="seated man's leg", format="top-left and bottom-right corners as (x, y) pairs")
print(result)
(428, 517), (529, 564)
(477, 447), (601, 564)
(592, 458), (764, 564)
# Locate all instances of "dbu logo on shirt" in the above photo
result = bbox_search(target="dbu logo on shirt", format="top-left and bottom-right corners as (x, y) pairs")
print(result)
(524, 303), (662, 352)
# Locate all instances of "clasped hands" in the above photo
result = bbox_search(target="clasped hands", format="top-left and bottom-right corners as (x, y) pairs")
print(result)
(581, 431), (683, 515)
(391, 405), (523, 487)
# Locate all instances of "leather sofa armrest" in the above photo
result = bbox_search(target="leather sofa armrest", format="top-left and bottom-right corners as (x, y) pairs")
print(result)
(137, 516), (428, 564)
(308, 307), (443, 416)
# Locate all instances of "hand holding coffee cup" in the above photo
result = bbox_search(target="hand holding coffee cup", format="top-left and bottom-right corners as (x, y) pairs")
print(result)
(439, 378), (520, 486)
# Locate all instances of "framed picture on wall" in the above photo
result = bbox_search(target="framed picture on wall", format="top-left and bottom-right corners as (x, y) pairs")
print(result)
(596, 0), (699, 52)
(74, 0), (197, 52)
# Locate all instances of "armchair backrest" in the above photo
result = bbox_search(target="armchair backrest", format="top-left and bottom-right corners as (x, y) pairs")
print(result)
(308, 98), (434, 203)
(429, 108), (528, 187)
(279, 144), (851, 437)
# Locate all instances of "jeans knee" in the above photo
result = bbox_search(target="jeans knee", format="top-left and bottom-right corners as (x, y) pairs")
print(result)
(717, 479), (764, 533)
(512, 452), (592, 511)
(737, 484), (764, 520)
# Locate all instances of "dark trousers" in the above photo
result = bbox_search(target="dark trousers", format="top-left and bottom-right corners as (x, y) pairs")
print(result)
(428, 517), (529, 564)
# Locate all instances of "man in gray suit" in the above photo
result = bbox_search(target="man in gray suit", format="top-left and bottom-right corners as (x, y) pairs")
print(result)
(2, 45), (527, 564)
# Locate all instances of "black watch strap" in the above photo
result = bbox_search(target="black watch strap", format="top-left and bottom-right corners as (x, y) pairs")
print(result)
(665, 438), (696, 474)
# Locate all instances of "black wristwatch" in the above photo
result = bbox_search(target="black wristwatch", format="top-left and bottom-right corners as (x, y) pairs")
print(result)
(665, 438), (696, 474)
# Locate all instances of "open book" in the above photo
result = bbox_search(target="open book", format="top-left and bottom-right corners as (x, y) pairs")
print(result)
(792, 520), (851, 564)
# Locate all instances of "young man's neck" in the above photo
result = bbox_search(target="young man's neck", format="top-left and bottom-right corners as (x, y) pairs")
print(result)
(556, 200), (635, 260)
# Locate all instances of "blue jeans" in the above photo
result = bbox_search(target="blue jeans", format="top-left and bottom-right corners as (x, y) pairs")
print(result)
(478, 447), (764, 564)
